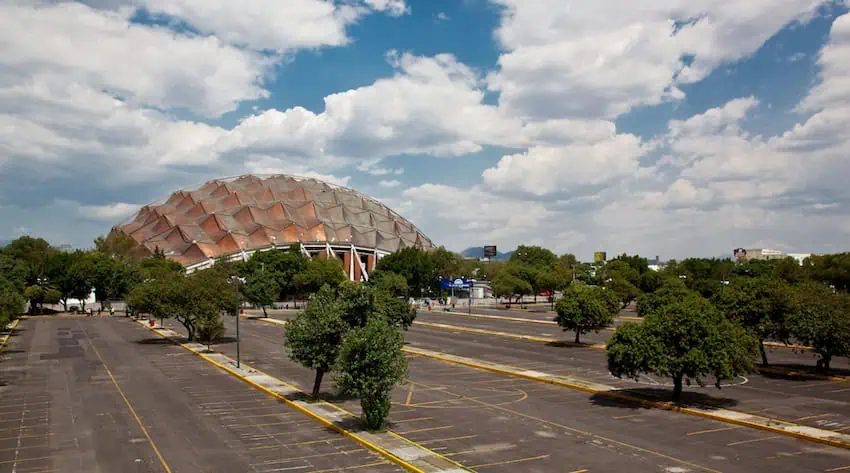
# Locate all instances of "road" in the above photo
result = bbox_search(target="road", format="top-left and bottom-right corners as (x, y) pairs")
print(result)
(0, 316), (402, 473)
(172, 314), (850, 473)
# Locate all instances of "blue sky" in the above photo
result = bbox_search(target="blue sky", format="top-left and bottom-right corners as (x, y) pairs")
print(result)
(2, 0), (850, 259)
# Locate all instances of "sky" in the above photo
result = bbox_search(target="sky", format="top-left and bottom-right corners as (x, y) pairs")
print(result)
(2, 0), (850, 260)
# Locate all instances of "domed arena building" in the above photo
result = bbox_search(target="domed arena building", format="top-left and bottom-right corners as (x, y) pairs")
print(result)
(109, 174), (434, 279)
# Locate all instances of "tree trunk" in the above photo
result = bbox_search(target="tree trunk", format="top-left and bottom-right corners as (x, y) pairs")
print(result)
(672, 373), (683, 403)
(262, 306), (268, 317)
(821, 354), (832, 372)
(62, 298), (68, 312)
(758, 340), (769, 366)
(574, 330), (581, 344)
(312, 369), (325, 399)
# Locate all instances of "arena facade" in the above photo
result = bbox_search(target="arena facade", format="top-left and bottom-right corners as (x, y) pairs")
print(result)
(109, 174), (434, 279)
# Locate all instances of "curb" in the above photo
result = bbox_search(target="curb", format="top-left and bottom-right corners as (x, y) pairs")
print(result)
(0, 319), (21, 352)
(133, 318), (472, 473)
(757, 365), (849, 384)
(402, 346), (850, 451)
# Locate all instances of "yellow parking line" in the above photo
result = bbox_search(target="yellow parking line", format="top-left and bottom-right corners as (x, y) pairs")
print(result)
(569, 470), (589, 473)
(469, 454), (549, 469)
(727, 436), (781, 446)
(405, 385), (415, 405)
(826, 466), (850, 472)
(687, 426), (740, 436)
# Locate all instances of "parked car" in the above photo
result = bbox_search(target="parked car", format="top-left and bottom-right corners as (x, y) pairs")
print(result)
(69, 306), (79, 314)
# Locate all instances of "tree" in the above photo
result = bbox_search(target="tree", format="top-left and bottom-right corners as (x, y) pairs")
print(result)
(773, 257), (804, 284)
(638, 271), (664, 293)
(94, 233), (144, 262)
(611, 253), (649, 275)
(536, 268), (569, 309)
(803, 253), (850, 292)
(491, 271), (532, 305)
(0, 277), (25, 326)
(605, 275), (639, 309)
(335, 317), (408, 430)
(23, 285), (45, 315)
(607, 295), (757, 402)
(67, 257), (95, 310)
(788, 283), (850, 371)
(243, 246), (309, 301)
(635, 279), (691, 317)
(3, 236), (54, 286)
(510, 245), (557, 268)
(374, 248), (432, 297)
(242, 272), (279, 316)
(294, 258), (345, 295)
(712, 277), (797, 365)
(0, 253), (29, 293)
(284, 285), (347, 398)
(555, 284), (617, 343)
(44, 288), (61, 306)
(368, 270), (408, 298)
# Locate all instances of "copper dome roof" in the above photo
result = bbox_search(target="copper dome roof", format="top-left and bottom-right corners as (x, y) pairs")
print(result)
(112, 175), (433, 267)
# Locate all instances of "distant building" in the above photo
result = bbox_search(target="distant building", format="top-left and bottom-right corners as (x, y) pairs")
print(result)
(734, 248), (786, 262)
(594, 251), (607, 263)
(786, 253), (812, 265)
(647, 255), (666, 272)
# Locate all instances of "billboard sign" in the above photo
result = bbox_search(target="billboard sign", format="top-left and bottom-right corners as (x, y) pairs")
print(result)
(593, 251), (607, 263)
(483, 245), (497, 258)
(440, 277), (474, 290)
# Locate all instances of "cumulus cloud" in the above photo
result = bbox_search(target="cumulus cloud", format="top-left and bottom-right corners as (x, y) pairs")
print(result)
(0, 1), (271, 118)
(363, 0), (410, 17)
(378, 179), (402, 188)
(76, 202), (143, 221)
(486, 0), (822, 120)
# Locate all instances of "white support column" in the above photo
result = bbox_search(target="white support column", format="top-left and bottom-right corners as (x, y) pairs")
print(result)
(349, 245), (355, 281)
(352, 246), (369, 282)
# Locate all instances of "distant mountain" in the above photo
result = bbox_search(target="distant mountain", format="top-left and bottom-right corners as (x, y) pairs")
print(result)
(461, 246), (513, 261)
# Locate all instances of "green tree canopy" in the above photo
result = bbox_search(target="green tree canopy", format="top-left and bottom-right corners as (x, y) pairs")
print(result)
(788, 282), (850, 371)
(611, 253), (649, 275)
(368, 270), (409, 298)
(635, 278), (691, 317)
(712, 277), (798, 365)
(374, 248), (431, 297)
(803, 253), (850, 292)
(607, 295), (757, 402)
(242, 272), (279, 316)
(284, 285), (348, 397)
(638, 271), (665, 293)
(335, 317), (408, 430)
(23, 285), (45, 314)
(294, 258), (345, 295)
(555, 284), (617, 343)
(605, 275), (640, 309)
(491, 271), (532, 304)
(0, 276), (25, 326)
(510, 245), (557, 268)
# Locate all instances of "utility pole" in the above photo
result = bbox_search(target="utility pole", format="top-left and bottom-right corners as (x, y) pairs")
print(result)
(232, 276), (244, 368)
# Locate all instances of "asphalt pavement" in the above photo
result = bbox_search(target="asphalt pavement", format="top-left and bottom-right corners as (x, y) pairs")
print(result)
(0, 316), (401, 473)
(174, 314), (850, 473)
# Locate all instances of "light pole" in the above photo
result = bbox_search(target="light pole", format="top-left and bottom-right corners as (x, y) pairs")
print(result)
(231, 276), (245, 368)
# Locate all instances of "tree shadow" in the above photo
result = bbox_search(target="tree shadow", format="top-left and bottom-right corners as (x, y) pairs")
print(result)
(209, 336), (238, 345)
(0, 349), (25, 355)
(590, 387), (740, 411)
(135, 337), (172, 345)
(759, 363), (850, 380)
(545, 340), (598, 349)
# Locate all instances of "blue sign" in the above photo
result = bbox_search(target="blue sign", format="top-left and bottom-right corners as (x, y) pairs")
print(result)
(440, 277), (473, 290)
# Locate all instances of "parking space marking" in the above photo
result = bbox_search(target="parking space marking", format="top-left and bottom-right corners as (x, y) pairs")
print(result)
(405, 379), (723, 473)
(306, 461), (389, 473)
(249, 438), (346, 451)
(395, 425), (453, 435)
(81, 323), (173, 473)
(795, 414), (836, 422)
(687, 426), (740, 436)
(612, 414), (641, 420)
(825, 466), (850, 472)
(468, 454), (549, 469)
(416, 435), (478, 445)
(727, 436), (782, 446)
(391, 417), (433, 425)
(404, 384), (415, 406)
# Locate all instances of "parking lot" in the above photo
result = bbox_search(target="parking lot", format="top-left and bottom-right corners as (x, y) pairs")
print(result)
(180, 314), (850, 473)
(0, 317), (401, 473)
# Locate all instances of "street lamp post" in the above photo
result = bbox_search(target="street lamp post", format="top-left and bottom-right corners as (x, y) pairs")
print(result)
(232, 276), (245, 368)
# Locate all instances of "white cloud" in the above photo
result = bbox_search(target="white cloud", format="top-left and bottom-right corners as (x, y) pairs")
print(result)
(436, 12), (451, 22)
(482, 134), (646, 197)
(486, 0), (822, 120)
(0, 1), (271, 118)
(219, 52), (525, 163)
(378, 179), (402, 188)
(363, 0), (410, 17)
(76, 202), (142, 221)
(140, 0), (363, 52)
